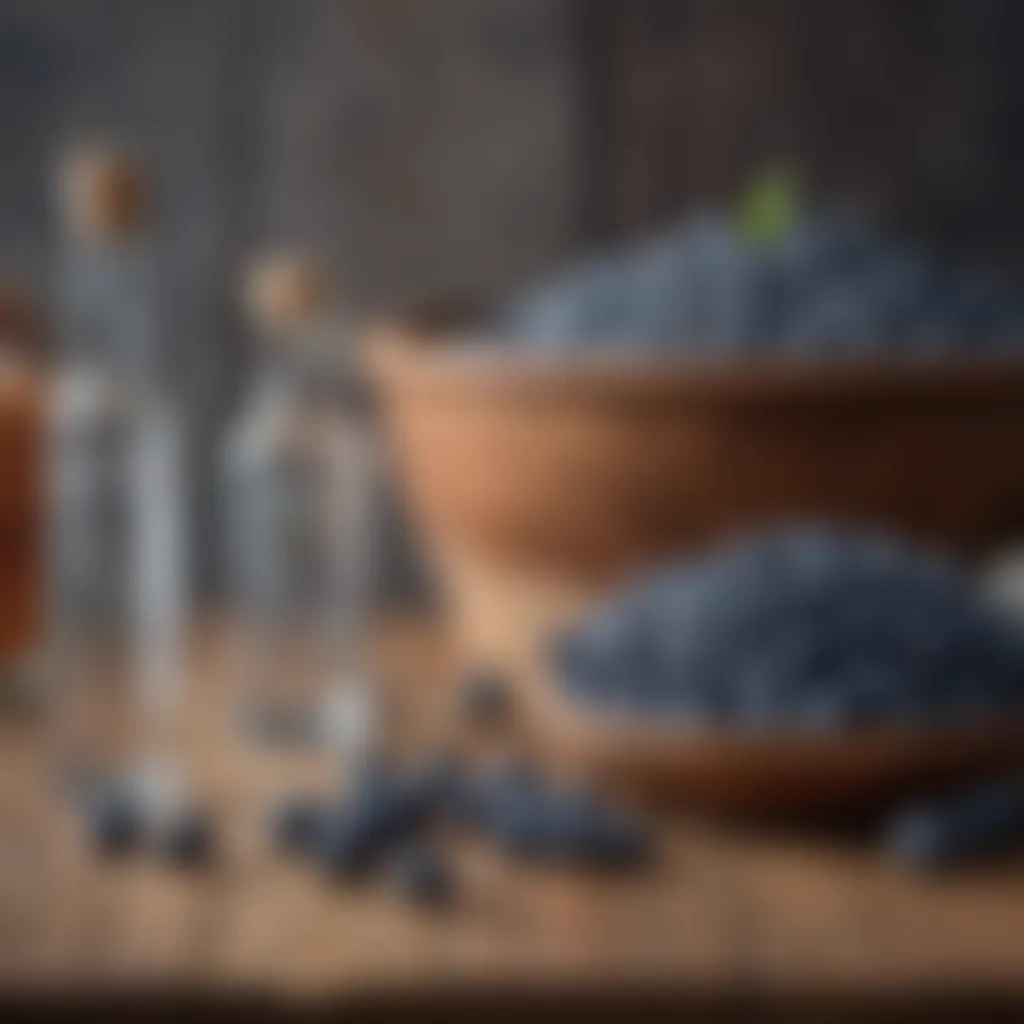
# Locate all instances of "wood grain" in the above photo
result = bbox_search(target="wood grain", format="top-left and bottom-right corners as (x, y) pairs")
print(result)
(1, 617), (1024, 1010)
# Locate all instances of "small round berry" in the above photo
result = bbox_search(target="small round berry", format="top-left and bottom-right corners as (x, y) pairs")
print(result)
(390, 844), (455, 907)
(86, 786), (143, 856)
(268, 796), (326, 855)
(155, 808), (214, 867)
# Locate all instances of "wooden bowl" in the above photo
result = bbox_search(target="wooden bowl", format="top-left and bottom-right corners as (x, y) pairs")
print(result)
(522, 663), (1024, 815)
(369, 320), (1024, 590)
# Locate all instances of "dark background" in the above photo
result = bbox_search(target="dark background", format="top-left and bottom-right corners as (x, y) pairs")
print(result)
(3, 0), (1024, 589)
(6, 2), (1024, 319)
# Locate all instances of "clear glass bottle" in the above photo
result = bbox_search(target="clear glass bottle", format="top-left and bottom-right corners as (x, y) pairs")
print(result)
(49, 146), (187, 809)
(224, 255), (378, 757)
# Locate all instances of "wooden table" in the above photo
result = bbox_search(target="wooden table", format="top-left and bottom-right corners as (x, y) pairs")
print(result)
(2, 616), (1023, 1018)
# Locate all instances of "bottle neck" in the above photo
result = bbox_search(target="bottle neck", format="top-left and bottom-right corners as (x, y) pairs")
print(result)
(56, 230), (167, 390)
(255, 319), (368, 415)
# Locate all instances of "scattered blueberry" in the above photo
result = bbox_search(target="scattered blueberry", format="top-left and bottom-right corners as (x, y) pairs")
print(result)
(550, 794), (652, 868)
(311, 809), (380, 878)
(268, 796), (327, 855)
(280, 756), (653, 881)
(347, 751), (395, 794)
(458, 760), (653, 870)
(313, 764), (434, 879)
(443, 771), (492, 828)
(409, 754), (465, 816)
(155, 808), (214, 867)
(508, 787), (651, 869)
(390, 843), (455, 907)
(489, 755), (541, 795)
(86, 785), (143, 856)
(884, 778), (1024, 871)
(489, 783), (551, 860)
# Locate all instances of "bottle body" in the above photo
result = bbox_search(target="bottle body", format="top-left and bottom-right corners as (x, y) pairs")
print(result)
(225, 363), (376, 752)
(48, 368), (138, 779)
(49, 188), (188, 801)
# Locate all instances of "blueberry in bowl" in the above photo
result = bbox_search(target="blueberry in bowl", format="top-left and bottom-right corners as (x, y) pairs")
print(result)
(369, 213), (1024, 601)
(535, 525), (1024, 815)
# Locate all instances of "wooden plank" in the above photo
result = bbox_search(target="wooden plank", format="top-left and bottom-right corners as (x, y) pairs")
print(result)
(0, 617), (1022, 1008)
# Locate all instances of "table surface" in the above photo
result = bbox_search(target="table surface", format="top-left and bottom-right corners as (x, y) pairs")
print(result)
(2, 615), (1023, 1013)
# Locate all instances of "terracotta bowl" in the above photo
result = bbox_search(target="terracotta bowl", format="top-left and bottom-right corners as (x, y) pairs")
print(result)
(521, 662), (1024, 814)
(369, 315), (1024, 585)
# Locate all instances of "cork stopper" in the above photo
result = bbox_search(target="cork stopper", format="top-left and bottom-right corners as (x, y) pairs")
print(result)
(57, 145), (151, 243)
(242, 252), (329, 333)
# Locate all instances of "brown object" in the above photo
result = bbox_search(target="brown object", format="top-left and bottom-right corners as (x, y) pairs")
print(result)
(57, 146), (151, 243)
(242, 251), (329, 333)
(443, 556), (1024, 815)
(369, 322), (1024, 585)
(0, 304), (44, 668)
(3, 618), (1024, 1011)
(369, 322), (1024, 812)
(530, 679), (1024, 816)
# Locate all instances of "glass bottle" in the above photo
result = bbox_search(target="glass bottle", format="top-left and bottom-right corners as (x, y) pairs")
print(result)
(49, 145), (188, 811)
(224, 254), (378, 758)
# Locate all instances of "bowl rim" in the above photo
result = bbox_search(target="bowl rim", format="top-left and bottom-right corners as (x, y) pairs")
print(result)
(366, 319), (1024, 404)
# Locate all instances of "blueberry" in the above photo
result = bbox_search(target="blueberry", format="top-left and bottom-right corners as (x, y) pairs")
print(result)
(491, 755), (541, 794)
(579, 807), (652, 868)
(410, 754), (464, 813)
(390, 844), (455, 907)
(490, 787), (551, 859)
(155, 808), (213, 867)
(312, 811), (378, 877)
(449, 757), (548, 851)
(268, 796), (326, 855)
(551, 524), (1024, 732)
(347, 751), (396, 796)
(884, 779), (1024, 871)
(472, 765), (653, 870)
(86, 786), (143, 856)
(315, 768), (432, 878)
(487, 207), (1024, 358)
(361, 778), (430, 843)
(445, 774), (491, 829)
(521, 789), (609, 863)
(312, 787), (409, 876)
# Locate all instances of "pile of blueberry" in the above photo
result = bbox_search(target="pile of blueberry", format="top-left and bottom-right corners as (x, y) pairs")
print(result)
(489, 213), (1024, 358)
(269, 754), (651, 906)
(553, 525), (1024, 731)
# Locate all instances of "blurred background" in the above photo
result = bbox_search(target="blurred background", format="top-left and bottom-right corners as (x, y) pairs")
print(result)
(5, 0), (1024, 591)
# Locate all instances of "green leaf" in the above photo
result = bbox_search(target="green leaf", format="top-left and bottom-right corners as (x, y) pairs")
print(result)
(736, 167), (800, 246)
